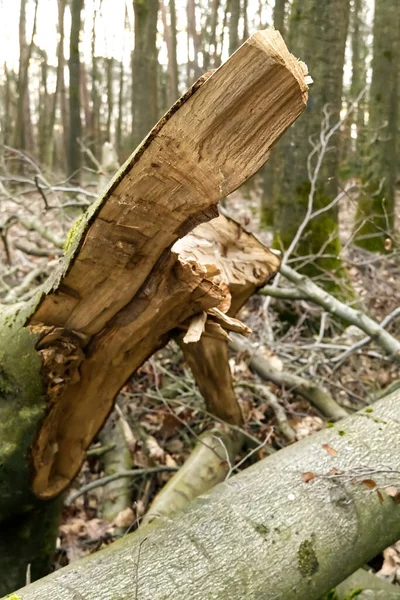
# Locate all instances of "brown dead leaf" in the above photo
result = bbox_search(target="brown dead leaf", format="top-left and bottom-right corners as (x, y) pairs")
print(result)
(386, 486), (400, 503)
(165, 453), (178, 468)
(158, 413), (182, 439)
(112, 507), (135, 529)
(384, 238), (392, 252)
(377, 543), (400, 581)
(291, 416), (324, 440)
(327, 467), (341, 476)
(376, 490), (384, 504)
(361, 479), (377, 489)
(322, 443), (337, 456)
(302, 472), (316, 483)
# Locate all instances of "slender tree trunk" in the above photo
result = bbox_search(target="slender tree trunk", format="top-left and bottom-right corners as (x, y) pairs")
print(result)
(186, 0), (202, 84)
(161, 0), (179, 105)
(106, 57), (114, 141)
(91, 3), (101, 160)
(68, 0), (84, 180)
(131, 0), (159, 148)
(341, 0), (367, 170)
(242, 0), (248, 42)
(2, 63), (13, 145)
(215, 0), (229, 67)
(203, 0), (220, 71)
(355, 0), (399, 251)
(169, 0), (179, 100)
(80, 61), (91, 133)
(260, 0), (289, 230)
(273, 0), (287, 36)
(14, 0), (39, 152)
(116, 7), (127, 158)
(116, 58), (124, 157)
(44, 0), (66, 168)
(228, 0), (241, 55)
(38, 50), (50, 164)
(350, 0), (367, 155)
(60, 62), (69, 168)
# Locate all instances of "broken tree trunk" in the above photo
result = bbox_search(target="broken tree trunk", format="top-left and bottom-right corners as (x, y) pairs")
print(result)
(142, 214), (279, 523)
(10, 390), (400, 600)
(0, 28), (309, 593)
(175, 213), (280, 426)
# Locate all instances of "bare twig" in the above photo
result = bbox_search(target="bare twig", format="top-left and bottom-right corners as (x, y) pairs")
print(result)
(65, 467), (178, 506)
(265, 265), (400, 362)
(230, 334), (348, 421)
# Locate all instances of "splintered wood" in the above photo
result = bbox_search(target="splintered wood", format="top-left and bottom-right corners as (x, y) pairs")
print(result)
(28, 28), (309, 498)
(176, 214), (280, 425)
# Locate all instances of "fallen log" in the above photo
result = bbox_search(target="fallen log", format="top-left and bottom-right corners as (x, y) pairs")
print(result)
(0, 28), (309, 593)
(11, 390), (400, 600)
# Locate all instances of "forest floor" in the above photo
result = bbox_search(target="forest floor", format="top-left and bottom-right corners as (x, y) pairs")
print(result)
(1, 167), (399, 583)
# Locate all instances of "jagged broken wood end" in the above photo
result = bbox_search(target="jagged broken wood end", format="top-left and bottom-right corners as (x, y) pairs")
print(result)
(0, 28), (309, 503)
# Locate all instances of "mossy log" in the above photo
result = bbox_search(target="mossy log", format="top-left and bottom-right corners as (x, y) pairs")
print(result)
(0, 29), (309, 593)
(9, 391), (400, 600)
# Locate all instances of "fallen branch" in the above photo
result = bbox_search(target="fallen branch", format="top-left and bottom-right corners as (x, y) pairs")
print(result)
(65, 467), (178, 506)
(260, 264), (400, 362)
(332, 306), (400, 365)
(230, 334), (348, 421)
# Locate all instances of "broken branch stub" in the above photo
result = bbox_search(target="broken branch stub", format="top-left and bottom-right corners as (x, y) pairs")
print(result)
(175, 214), (280, 425)
(20, 29), (308, 499)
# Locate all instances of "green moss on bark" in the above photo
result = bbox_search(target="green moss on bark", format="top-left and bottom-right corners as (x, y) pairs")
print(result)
(0, 299), (46, 517)
(298, 538), (319, 577)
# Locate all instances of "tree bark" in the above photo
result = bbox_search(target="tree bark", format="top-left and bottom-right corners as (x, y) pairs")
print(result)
(14, 0), (39, 153)
(44, 0), (67, 168)
(0, 29), (308, 594)
(161, 0), (179, 105)
(68, 0), (84, 180)
(10, 390), (400, 600)
(273, 0), (287, 36)
(228, 0), (241, 55)
(355, 0), (400, 252)
(132, 0), (160, 148)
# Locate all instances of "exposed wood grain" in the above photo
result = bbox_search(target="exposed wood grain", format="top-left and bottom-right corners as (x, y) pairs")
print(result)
(31, 28), (307, 335)
(28, 28), (308, 498)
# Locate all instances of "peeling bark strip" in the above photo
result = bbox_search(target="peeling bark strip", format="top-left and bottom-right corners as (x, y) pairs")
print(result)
(0, 29), (309, 504)
(12, 391), (400, 600)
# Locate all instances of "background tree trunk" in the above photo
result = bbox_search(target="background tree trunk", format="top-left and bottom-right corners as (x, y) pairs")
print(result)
(44, 0), (66, 168)
(273, 0), (287, 36)
(161, 0), (179, 105)
(68, 0), (84, 181)
(132, 0), (160, 148)
(14, 0), (39, 154)
(355, 0), (400, 252)
(228, 0), (241, 55)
